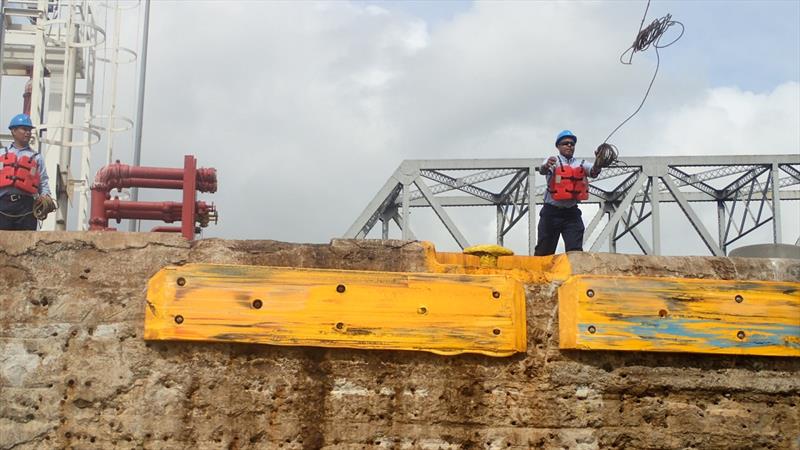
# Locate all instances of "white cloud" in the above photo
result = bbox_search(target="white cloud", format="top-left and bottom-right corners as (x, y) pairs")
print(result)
(651, 82), (800, 155)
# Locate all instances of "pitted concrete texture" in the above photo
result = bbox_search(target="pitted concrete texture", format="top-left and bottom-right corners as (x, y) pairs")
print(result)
(1, 232), (799, 450)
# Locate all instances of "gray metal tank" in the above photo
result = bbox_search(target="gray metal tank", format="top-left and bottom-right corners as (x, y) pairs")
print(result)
(729, 244), (800, 259)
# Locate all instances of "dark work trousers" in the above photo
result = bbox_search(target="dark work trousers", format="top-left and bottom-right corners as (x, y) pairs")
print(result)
(0, 194), (37, 230)
(534, 204), (585, 256)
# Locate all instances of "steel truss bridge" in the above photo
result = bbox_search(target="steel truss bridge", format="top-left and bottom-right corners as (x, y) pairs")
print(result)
(344, 155), (800, 256)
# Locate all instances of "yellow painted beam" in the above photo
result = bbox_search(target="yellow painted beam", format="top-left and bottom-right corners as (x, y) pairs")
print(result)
(145, 264), (526, 357)
(559, 275), (800, 357)
(421, 242), (572, 283)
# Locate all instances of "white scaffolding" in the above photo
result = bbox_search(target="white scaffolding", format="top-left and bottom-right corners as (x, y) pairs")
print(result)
(0, 0), (143, 230)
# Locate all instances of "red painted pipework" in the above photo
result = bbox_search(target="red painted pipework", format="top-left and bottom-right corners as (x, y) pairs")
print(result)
(104, 199), (183, 213)
(181, 155), (197, 240)
(89, 156), (217, 239)
(123, 178), (184, 190)
(107, 211), (181, 223)
(92, 162), (217, 192)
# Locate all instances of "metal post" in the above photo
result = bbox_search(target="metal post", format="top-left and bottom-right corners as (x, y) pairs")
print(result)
(29, 0), (47, 141)
(130, 0), (151, 231)
(78, 41), (97, 230)
(609, 221), (618, 253)
(717, 200), (726, 255)
(651, 176), (661, 255)
(381, 218), (388, 240)
(528, 166), (536, 255)
(105, 5), (122, 165)
(55, 11), (79, 230)
(496, 205), (503, 246)
(771, 163), (782, 243)
(0, 0), (6, 104)
(401, 183), (411, 240)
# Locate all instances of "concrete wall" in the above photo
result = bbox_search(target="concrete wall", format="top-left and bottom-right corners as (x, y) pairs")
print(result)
(1, 232), (798, 449)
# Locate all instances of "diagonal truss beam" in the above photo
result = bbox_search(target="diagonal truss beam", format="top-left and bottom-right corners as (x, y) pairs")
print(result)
(668, 167), (719, 198)
(344, 174), (403, 239)
(722, 166), (770, 198)
(661, 176), (724, 256)
(584, 204), (608, 242)
(419, 169), (498, 203)
(414, 178), (470, 249)
(590, 174), (648, 252)
(499, 170), (529, 200)
(620, 213), (653, 255)
(411, 169), (518, 200)
(391, 213), (416, 240)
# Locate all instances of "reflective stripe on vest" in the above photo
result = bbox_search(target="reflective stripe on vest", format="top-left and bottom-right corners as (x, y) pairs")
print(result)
(0, 151), (41, 195)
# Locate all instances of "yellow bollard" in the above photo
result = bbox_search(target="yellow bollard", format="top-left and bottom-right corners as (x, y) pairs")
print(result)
(463, 244), (514, 268)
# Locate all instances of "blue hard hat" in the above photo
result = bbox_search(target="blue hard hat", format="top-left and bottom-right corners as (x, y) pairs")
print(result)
(555, 130), (577, 146)
(8, 114), (33, 129)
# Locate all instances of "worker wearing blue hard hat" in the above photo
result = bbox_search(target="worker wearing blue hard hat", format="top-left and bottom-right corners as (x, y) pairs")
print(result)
(8, 113), (33, 129)
(534, 129), (602, 256)
(0, 114), (55, 230)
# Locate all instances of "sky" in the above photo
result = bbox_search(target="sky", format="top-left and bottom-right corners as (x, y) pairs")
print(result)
(2, 0), (798, 256)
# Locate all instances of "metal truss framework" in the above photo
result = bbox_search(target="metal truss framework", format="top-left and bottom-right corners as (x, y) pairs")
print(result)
(344, 155), (800, 256)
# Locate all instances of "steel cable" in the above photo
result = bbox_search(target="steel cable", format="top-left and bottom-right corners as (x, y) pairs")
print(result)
(596, 0), (684, 168)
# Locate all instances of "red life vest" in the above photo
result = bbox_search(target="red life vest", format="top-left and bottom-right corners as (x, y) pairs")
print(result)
(0, 151), (41, 195)
(549, 159), (589, 201)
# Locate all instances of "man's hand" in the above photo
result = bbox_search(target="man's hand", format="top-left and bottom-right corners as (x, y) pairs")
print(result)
(33, 195), (56, 220)
(540, 156), (557, 175)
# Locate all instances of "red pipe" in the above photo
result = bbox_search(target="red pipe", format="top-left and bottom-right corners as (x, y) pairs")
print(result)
(124, 178), (184, 189)
(89, 189), (109, 229)
(181, 155), (197, 240)
(104, 199), (183, 213)
(88, 156), (218, 238)
(107, 211), (180, 223)
(92, 162), (217, 192)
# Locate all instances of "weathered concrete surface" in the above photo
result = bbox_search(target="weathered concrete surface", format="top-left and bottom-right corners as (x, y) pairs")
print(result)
(1, 232), (798, 449)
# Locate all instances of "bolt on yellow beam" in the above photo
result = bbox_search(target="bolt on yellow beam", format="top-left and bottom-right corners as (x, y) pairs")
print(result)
(559, 275), (800, 357)
(145, 264), (527, 357)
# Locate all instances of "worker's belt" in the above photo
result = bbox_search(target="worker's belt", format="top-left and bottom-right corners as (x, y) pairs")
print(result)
(543, 203), (578, 210)
(6, 194), (32, 202)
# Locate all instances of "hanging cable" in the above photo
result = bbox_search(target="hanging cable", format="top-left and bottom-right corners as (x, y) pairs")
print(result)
(595, 0), (684, 168)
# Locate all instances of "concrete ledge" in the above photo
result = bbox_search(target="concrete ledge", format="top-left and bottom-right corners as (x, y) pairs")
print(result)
(1, 235), (798, 449)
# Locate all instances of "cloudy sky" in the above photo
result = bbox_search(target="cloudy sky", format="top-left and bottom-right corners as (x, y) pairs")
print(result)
(3, 0), (798, 255)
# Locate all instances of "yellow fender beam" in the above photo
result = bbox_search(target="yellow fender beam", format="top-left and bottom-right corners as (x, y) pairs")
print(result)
(559, 275), (800, 357)
(145, 264), (526, 357)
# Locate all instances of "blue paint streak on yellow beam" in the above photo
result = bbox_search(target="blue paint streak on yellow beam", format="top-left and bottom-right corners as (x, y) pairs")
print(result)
(559, 275), (800, 357)
(604, 318), (799, 349)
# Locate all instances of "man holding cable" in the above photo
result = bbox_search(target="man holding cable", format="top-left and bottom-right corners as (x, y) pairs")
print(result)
(534, 129), (602, 256)
(0, 114), (56, 230)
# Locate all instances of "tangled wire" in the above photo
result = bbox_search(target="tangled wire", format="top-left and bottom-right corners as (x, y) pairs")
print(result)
(33, 195), (56, 220)
(596, 0), (684, 168)
(594, 142), (619, 168)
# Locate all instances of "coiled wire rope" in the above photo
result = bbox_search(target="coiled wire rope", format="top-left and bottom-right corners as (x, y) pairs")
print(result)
(595, 0), (684, 168)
